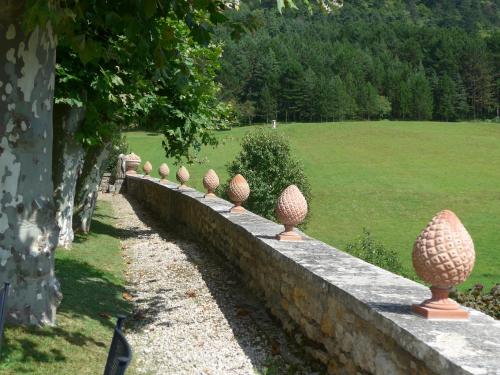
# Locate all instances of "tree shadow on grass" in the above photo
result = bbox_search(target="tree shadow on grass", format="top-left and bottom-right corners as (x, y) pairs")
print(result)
(0, 337), (67, 374)
(56, 257), (132, 328)
(1, 222), (132, 370)
(1, 257), (131, 370)
(73, 216), (153, 244)
(1, 327), (97, 373)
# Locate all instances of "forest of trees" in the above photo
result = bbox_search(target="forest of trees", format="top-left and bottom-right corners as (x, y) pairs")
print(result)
(217, 0), (500, 123)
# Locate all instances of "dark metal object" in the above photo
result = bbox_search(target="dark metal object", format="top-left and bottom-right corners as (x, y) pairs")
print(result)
(103, 315), (132, 375)
(0, 282), (10, 355)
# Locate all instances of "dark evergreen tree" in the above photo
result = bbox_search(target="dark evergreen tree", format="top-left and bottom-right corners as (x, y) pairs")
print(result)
(260, 85), (277, 122)
(279, 61), (305, 122)
(461, 38), (495, 119)
(408, 70), (434, 120)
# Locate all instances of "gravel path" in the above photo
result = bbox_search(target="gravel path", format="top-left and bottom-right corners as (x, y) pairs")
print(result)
(102, 193), (324, 375)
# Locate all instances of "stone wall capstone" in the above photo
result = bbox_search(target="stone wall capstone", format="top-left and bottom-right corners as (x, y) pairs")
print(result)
(126, 174), (500, 375)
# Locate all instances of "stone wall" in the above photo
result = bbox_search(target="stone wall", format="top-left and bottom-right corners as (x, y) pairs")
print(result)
(126, 175), (500, 375)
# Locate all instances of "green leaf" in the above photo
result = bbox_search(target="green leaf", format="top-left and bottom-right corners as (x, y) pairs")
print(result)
(285, 0), (299, 10)
(55, 97), (84, 107)
(277, 0), (285, 13)
(111, 75), (124, 87)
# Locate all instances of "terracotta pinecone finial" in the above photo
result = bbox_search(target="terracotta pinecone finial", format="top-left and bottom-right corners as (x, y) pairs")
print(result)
(412, 209), (475, 319)
(203, 169), (220, 198)
(159, 163), (170, 183)
(176, 166), (190, 189)
(143, 161), (152, 177)
(275, 185), (308, 241)
(227, 174), (250, 213)
(125, 153), (141, 175)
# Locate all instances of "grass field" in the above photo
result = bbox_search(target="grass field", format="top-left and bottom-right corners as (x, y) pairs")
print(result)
(125, 121), (500, 289)
(0, 201), (133, 375)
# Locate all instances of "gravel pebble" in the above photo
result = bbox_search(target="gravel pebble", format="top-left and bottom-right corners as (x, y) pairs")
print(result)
(103, 193), (325, 375)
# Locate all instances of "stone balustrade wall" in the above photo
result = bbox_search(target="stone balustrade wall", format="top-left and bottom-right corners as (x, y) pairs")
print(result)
(125, 174), (500, 375)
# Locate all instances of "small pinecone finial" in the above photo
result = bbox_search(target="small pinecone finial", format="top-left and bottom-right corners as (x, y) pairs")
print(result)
(411, 210), (475, 320)
(203, 169), (220, 198)
(227, 174), (250, 213)
(159, 163), (169, 183)
(176, 166), (190, 189)
(275, 185), (308, 241)
(143, 161), (152, 177)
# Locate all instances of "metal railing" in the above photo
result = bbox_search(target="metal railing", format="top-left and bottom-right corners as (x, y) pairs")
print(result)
(103, 315), (132, 375)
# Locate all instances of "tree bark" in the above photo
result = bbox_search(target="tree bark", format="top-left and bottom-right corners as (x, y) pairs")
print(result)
(0, 15), (62, 325)
(52, 104), (85, 248)
(73, 143), (111, 233)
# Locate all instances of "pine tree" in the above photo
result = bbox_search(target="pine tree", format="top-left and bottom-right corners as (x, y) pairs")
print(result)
(408, 70), (434, 120)
(399, 81), (411, 120)
(436, 74), (468, 121)
(330, 76), (352, 121)
(437, 74), (456, 121)
(461, 38), (495, 119)
(343, 73), (359, 119)
(360, 83), (380, 120)
(279, 61), (305, 122)
(260, 85), (277, 123)
(301, 68), (318, 121)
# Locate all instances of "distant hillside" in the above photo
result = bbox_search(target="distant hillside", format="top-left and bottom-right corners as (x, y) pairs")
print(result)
(217, 0), (500, 123)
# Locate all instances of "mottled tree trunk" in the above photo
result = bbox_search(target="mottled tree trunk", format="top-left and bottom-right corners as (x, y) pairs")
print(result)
(73, 144), (111, 233)
(53, 104), (85, 248)
(0, 14), (62, 325)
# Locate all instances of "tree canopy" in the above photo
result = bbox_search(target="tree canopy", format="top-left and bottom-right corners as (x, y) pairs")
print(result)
(22, 0), (343, 158)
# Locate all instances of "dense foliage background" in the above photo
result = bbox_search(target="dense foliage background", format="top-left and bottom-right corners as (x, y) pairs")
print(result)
(217, 0), (500, 123)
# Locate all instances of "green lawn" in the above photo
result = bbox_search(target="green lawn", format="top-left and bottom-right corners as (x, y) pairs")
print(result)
(0, 201), (133, 375)
(126, 121), (500, 289)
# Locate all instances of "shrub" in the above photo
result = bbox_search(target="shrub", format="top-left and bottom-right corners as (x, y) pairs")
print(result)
(344, 229), (412, 278)
(103, 135), (129, 174)
(223, 129), (312, 225)
(450, 284), (500, 319)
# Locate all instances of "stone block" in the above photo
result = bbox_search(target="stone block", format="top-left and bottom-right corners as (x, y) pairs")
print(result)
(305, 347), (329, 365)
(341, 332), (353, 353)
(374, 350), (399, 375)
(320, 313), (335, 337)
(301, 318), (322, 342)
(327, 359), (339, 375)
(293, 286), (324, 324)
